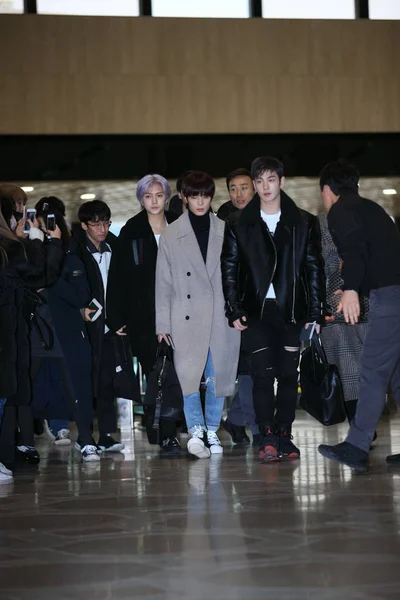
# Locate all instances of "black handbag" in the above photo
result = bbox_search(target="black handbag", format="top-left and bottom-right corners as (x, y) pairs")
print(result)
(111, 335), (142, 404)
(144, 339), (184, 445)
(299, 334), (346, 426)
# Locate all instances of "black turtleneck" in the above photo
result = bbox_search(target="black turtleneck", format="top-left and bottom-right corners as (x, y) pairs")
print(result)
(189, 210), (210, 263)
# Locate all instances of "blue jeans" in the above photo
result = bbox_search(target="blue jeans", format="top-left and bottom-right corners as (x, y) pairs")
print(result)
(227, 375), (259, 435)
(184, 350), (224, 433)
(49, 419), (69, 435)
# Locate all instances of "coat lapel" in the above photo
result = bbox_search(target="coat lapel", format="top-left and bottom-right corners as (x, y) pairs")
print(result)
(178, 211), (210, 284)
(206, 214), (224, 279)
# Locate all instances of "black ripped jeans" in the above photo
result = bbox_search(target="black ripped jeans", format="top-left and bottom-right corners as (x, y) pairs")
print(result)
(247, 300), (301, 431)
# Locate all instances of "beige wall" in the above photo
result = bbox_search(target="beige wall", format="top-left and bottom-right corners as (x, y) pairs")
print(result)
(1, 15), (399, 134)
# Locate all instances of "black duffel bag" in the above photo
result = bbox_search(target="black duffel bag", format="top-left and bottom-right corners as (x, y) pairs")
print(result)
(299, 334), (346, 426)
(112, 335), (142, 404)
(143, 339), (184, 445)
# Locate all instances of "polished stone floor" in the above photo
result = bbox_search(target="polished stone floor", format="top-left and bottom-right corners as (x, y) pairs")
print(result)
(1, 412), (400, 600)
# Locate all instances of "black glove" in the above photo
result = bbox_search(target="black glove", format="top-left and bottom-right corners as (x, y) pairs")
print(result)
(228, 308), (248, 328)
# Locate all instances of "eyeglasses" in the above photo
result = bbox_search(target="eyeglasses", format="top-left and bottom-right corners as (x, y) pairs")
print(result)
(87, 221), (112, 230)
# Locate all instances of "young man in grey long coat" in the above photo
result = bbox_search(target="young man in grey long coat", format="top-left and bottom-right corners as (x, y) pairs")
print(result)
(156, 172), (240, 459)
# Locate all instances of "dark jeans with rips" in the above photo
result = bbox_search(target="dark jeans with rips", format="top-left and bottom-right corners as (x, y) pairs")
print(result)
(248, 300), (301, 433)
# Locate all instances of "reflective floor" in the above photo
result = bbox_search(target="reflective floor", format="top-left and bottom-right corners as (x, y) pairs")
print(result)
(1, 412), (400, 600)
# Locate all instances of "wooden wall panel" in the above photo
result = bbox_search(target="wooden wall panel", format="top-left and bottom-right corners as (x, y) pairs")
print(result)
(0, 15), (399, 134)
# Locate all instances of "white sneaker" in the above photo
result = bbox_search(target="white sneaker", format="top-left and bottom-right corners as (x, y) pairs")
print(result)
(0, 462), (13, 483)
(54, 429), (71, 446)
(207, 431), (223, 455)
(187, 426), (211, 459)
(81, 445), (101, 462)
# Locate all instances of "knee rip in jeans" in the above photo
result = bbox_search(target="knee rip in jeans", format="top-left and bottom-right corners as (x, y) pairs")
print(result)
(205, 376), (215, 385)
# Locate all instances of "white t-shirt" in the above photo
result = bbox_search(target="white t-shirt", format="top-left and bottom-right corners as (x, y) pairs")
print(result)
(154, 233), (161, 247)
(260, 210), (281, 299)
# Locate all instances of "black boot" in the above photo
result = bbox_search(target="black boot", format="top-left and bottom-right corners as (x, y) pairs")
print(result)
(222, 419), (250, 445)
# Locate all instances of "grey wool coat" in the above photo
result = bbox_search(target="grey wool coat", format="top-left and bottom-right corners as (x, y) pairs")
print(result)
(156, 211), (240, 397)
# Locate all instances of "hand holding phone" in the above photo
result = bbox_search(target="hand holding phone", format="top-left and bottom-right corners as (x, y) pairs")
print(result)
(46, 213), (56, 231)
(23, 208), (36, 234)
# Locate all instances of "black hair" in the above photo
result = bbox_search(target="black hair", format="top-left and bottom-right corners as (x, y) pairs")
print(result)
(176, 170), (195, 193)
(319, 159), (360, 196)
(77, 200), (111, 224)
(35, 196), (66, 217)
(36, 200), (70, 250)
(251, 156), (284, 181)
(226, 168), (252, 190)
(181, 171), (215, 200)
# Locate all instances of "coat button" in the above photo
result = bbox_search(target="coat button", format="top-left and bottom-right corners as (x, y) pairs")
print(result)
(185, 316), (190, 320)
(187, 272), (191, 276)
(187, 294), (191, 299)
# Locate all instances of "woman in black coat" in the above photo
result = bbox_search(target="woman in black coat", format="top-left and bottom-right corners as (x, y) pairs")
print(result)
(107, 174), (180, 454)
(0, 196), (63, 472)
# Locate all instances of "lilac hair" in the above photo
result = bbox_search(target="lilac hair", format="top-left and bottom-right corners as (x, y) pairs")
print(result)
(136, 174), (171, 205)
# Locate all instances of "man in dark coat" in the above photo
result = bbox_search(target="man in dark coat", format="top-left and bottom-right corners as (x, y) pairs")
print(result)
(217, 168), (260, 446)
(107, 208), (178, 376)
(318, 159), (400, 472)
(221, 156), (324, 463)
(72, 200), (124, 453)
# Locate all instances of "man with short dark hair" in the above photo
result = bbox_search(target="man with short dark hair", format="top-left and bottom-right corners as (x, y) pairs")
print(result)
(318, 159), (400, 472)
(72, 200), (125, 453)
(221, 156), (324, 462)
(217, 168), (254, 221)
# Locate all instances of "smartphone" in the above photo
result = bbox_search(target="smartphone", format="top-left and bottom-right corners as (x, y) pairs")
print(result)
(88, 298), (103, 322)
(299, 321), (317, 342)
(23, 208), (36, 234)
(46, 213), (56, 231)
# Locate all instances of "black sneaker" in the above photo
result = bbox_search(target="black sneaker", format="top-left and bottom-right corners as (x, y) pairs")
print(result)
(98, 435), (125, 453)
(318, 441), (369, 472)
(252, 433), (263, 448)
(259, 428), (279, 462)
(278, 428), (300, 460)
(222, 419), (250, 445)
(33, 419), (44, 436)
(16, 445), (40, 465)
(160, 437), (181, 456)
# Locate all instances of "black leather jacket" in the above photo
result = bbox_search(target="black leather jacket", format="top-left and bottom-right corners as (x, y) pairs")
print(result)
(221, 192), (324, 325)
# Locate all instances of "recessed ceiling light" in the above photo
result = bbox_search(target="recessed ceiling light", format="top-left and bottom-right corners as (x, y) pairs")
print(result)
(383, 189), (397, 195)
(21, 186), (34, 192)
(80, 193), (96, 200)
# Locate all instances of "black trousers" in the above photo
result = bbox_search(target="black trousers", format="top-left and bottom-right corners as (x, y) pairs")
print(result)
(97, 335), (118, 436)
(248, 301), (301, 431)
